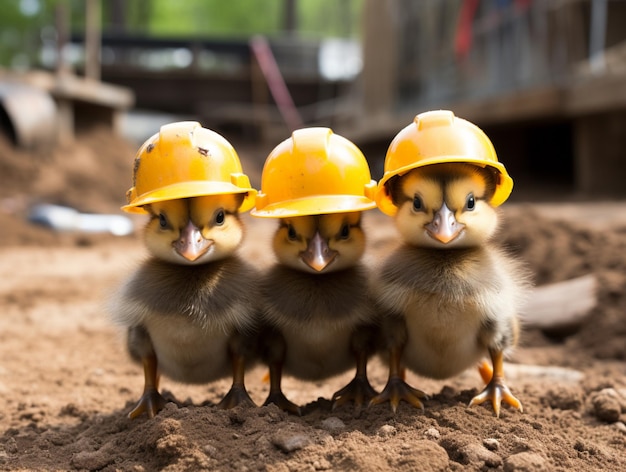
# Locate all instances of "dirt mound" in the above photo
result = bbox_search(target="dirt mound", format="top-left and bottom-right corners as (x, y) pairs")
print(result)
(0, 127), (135, 212)
(501, 207), (626, 361)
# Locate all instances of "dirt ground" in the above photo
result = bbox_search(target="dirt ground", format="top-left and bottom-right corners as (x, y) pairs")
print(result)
(0, 127), (625, 471)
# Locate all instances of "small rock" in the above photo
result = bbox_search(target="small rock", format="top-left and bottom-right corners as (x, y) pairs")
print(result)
(592, 388), (621, 423)
(424, 428), (441, 440)
(483, 438), (499, 451)
(614, 422), (626, 434)
(4, 438), (17, 454)
(313, 458), (332, 470)
(504, 452), (548, 472)
(70, 449), (114, 471)
(320, 417), (345, 432)
(228, 409), (247, 425)
(378, 424), (396, 437)
(162, 402), (178, 412)
(459, 443), (502, 468)
(272, 433), (312, 453)
(203, 444), (218, 457)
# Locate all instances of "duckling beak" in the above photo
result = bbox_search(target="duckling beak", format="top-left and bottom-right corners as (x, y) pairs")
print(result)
(425, 202), (465, 244)
(173, 220), (213, 261)
(301, 231), (337, 272)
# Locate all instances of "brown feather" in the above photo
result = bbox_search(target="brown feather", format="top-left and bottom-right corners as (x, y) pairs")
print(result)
(261, 263), (376, 331)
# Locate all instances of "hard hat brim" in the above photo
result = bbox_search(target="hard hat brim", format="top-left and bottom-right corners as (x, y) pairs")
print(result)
(122, 181), (257, 214)
(376, 156), (513, 216)
(251, 195), (376, 218)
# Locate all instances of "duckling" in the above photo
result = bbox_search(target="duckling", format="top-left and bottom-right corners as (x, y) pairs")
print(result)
(371, 162), (529, 417)
(258, 212), (379, 414)
(110, 194), (260, 418)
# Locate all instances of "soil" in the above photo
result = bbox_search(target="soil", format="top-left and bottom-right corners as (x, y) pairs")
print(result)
(0, 127), (625, 471)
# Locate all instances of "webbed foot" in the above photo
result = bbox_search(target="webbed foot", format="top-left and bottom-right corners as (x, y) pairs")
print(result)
(217, 384), (256, 409)
(369, 377), (428, 413)
(469, 377), (523, 417)
(264, 391), (301, 416)
(332, 377), (378, 411)
(470, 349), (523, 417)
(128, 388), (168, 419)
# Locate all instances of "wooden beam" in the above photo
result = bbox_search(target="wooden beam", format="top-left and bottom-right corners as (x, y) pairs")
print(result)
(85, 0), (102, 82)
(520, 274), (597, 331)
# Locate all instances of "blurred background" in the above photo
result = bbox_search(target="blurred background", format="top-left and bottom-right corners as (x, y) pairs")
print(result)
(1, 0), (626, 214)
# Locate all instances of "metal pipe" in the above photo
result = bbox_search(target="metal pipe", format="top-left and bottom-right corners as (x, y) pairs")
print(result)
(589, 0), (607, 74)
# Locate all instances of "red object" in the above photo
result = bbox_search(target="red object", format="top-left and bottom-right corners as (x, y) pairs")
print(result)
(455, 0), (480, 59)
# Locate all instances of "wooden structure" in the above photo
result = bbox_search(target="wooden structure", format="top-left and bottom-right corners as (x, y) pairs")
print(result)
(91, 34), (352, 137)
(355, 0), (626, 197)
(53, 0), (626, 197)
(0, 0), (133, 147)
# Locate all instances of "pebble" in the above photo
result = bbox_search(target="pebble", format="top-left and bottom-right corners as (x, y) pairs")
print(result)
(504, 452), (548, 472)
(483, 438), (499, 451)
(320, 417), (345, 432)
(313, 458), (331, 470)
(592, 388), (622, 423)
(70, 449), (114, 471)
(459, 443), (502, 468)
(424, 428), (441, 440)
(203, 444), (218, 457)
(4, 438), (17, 455)
(378, 424), (396, 437)
(271, 433), (312, 453)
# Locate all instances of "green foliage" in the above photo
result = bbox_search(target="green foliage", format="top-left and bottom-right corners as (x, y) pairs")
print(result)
(298, 0), (363, 38)
(0, 0), (364, 68)
(147, 0), (284, 37)
(137, 0), (364, 39)
(0, 0), (85, 68)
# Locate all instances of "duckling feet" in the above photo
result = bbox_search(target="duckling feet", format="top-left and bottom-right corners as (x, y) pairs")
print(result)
(470, 349), (523, 417)
(128, 388), (168, 419)
(217, 385), (256, 409)
(332, 377), (378, 412)
(263, 391), (301, 416)
(369, 377), (428, 413)
(469, 377), (523, 417)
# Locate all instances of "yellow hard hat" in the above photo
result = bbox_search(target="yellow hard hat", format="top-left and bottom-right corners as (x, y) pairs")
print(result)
(376, 110), (513, 216)
(122, 121), (256, 214)
(251, 127), (377, 218)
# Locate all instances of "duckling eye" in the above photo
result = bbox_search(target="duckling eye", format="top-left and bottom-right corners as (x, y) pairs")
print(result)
(215, 209), (225, 226)
(339, 223), (350, 240)
(287, 225), (297, 241)
(158, 213), (168, 229)
(412, 196), (423, 212)
(465, 193), (476, 211)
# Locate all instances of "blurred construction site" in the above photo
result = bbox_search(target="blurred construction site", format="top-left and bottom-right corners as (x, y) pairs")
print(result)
(1, 0), (626, 201)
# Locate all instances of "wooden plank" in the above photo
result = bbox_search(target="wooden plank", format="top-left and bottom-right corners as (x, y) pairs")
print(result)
(520, 274), (597, 330)
(451, 86), (565, 125)
(566, 74), (626, 115)
(0, 70), (134, 109)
